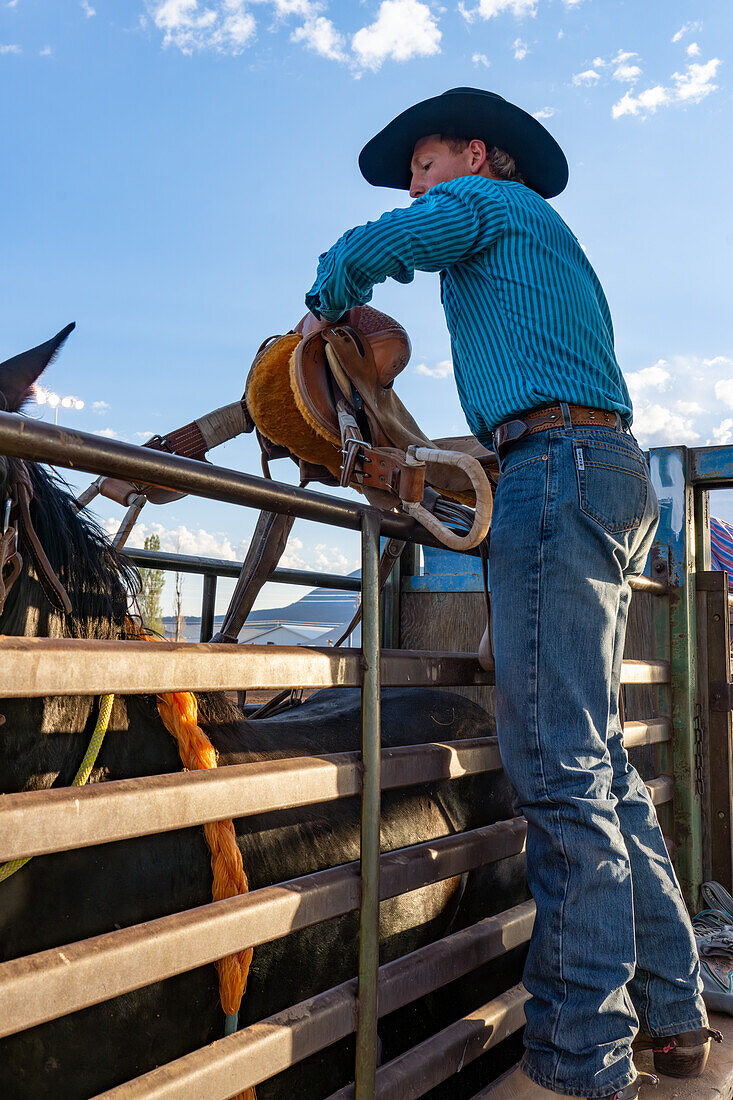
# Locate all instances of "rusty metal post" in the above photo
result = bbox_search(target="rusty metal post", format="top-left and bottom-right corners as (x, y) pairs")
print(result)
(354, 510), (382, 1099)
(650, 547), (673, 843)
(649, 447), (703, 907)
(697, 569), (733, 889)
(200, 574), (217, 642)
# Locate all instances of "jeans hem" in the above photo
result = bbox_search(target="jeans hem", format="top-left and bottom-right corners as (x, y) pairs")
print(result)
(520, 1055), (636, 1097)
(640, 1014), (709, 1037)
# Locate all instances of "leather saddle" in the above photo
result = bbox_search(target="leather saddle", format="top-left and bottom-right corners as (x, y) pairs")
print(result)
(244, 306), (498, 518)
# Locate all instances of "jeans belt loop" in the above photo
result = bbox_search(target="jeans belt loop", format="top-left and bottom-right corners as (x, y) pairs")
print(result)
(560, 402), (572, 430)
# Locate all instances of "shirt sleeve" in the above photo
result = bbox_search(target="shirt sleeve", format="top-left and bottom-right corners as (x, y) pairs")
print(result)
(306, 179), (506, 320)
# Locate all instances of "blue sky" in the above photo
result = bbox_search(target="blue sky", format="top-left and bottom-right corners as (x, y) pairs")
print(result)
(1, 0), (731, 614)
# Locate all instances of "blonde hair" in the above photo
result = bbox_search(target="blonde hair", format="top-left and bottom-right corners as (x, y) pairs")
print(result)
(440, 135), (527, 186)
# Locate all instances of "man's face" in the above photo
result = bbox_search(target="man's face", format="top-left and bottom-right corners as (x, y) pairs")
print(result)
(409, 135), (484, 199)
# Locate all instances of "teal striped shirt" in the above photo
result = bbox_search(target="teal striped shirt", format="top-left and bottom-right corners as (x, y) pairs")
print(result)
(306, 175), (632, 442)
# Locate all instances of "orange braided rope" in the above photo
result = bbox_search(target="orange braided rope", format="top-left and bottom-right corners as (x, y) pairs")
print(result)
(136, 629), (255, 1100)
(155, 691), (253, 1013)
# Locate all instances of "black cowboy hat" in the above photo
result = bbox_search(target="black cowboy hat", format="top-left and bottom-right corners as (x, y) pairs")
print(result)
(359, 87), (568, 199)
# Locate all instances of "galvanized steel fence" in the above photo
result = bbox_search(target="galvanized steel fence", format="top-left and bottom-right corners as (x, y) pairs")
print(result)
(0, 411), (681, 1099)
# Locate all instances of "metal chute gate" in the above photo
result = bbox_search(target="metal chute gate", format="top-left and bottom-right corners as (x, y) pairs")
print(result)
(0, 414), (723, 1099)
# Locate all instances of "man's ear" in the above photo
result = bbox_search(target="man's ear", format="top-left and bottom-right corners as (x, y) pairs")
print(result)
(468, 139), (488, 173)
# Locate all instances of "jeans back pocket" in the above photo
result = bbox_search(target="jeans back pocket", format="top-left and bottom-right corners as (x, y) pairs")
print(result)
(575, 437), (648, 534)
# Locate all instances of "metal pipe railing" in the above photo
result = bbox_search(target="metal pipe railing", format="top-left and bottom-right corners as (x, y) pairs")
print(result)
(95, 909), (535, 1100)
(0, 818), (529, 1040)
(355, 512), (381, 1099)
(93, 908), (534, 1100)
(0, 719), (668, 862)
(0, 412), (459, 550)
(123, 547), (362, 589)
(0, 640), (494, 698)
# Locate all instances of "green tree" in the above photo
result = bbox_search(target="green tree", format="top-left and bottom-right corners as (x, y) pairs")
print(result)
(138, 533), (165, 635)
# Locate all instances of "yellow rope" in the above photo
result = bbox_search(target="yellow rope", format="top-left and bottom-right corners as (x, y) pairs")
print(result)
(0, 694), (115, 883)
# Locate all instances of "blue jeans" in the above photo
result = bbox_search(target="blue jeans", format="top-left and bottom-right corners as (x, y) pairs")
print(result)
(490, 422), (706, 1097)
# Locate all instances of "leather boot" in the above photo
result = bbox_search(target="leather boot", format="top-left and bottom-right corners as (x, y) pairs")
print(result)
(632, 1026), (723, 1078)
(475, 1065), (658, 1099)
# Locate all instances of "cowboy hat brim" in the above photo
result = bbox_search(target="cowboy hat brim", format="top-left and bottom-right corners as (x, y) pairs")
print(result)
(358, 87), (569, 199)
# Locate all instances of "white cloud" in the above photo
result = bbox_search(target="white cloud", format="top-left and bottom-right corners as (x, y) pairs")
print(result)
(576, 49), (642, 90)
(714, 380), (733, 408)
(292, 14), (346, 61)
(313, 543), (355, 573)
(414, 359), (453, 379)
(625, 360), (671, 401)
(612, 84), (671, 119)
(672, 58), (721, 103)
(458, 0), (537, 23)
(632, 404), (700, 448)
(562, 0), (584, 6)
(81, 0), (96, 16)
(713, 419), (733, 446)
(280, 535), (357, 575)
(108, 519), (241, 561)
(533, 106), (556, 120)
(672, 22), (702, 44)
(92, 400), (110, 414)
(623, 352), (733, 448)
(352, 0), (441, 71)
(676, 400), (705, 415)
(687, 42), (701, 58)
(612, 55), (720, 119)
(148, 0), (256, 55)
(611, 50), (642, 84)
(134, 430), (155, 439)
(39, 45), (52, 56)
(0, 44), (21, 54)
(513, 37), (528, 61)
(472, 52), (490, 67)
(266, 0), (315, 16)
(93, 427), (121, 439)
(572, 68), (600, 86)
(703, 356), (733, 370)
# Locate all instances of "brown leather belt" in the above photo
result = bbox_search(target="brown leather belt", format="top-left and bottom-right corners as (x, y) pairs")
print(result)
(492, 403), (628, 454)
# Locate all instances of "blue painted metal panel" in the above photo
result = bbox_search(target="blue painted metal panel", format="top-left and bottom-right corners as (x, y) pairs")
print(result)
(689, 447), (733, 488)
(402, 544), (487, 593)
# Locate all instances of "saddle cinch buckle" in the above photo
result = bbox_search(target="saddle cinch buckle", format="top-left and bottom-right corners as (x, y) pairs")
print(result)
(337, 404), (372, 489)
(359, 450), (426, 504)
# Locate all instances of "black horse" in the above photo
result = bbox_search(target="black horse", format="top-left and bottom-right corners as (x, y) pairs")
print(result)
(0, 328), (528, 1098)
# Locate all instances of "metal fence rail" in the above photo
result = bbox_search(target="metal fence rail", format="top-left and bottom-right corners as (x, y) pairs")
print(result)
(0, 639), (493, 697)
(0, 818), (529, 1039)
(0, 720), (671, 863)
(0, 636), (668, 698)
(94, 912), (535, 1100)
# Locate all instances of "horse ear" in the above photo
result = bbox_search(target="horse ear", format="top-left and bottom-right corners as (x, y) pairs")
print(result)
(0, 322), (76, 413)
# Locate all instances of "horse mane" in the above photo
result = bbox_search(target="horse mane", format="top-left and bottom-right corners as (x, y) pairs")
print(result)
(19, 462), (139, 640)
(13, 462), (247, 731)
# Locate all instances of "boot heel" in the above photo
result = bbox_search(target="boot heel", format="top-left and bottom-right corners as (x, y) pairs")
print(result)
(653, 1042), (709, 1079)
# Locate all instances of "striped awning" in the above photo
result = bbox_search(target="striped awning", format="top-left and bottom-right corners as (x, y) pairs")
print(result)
(711, 516), (733, 572)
